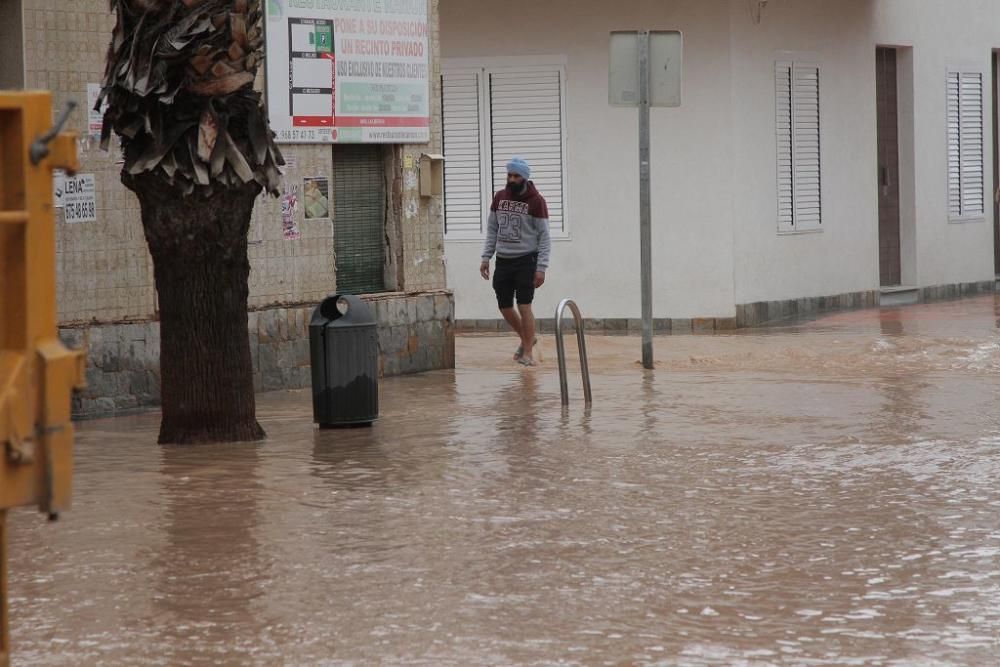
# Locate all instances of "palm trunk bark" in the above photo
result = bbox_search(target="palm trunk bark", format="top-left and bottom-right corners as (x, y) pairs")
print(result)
(129, 175), (264, 444)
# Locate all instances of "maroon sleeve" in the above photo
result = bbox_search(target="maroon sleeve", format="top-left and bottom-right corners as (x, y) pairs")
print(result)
(530, 195), (549, 219)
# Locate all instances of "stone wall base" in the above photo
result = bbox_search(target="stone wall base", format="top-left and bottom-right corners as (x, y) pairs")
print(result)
(736, 290), (880, 328)
(456, 317), (738, 335)
(60, 290), (455, 419)
(736, 282), (997, 327)
(459, 282), (995, 334)
(915, 280), (995, 303)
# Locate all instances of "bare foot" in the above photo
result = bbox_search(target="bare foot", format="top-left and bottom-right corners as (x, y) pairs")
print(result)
(515, 338), (538, 362)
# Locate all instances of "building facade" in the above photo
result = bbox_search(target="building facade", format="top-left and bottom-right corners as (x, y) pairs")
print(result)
(0, 0), (453, 418)
(440, 0), (1000, 330)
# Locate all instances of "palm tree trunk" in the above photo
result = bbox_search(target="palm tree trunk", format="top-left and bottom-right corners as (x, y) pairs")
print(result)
(130, 176), (265, 444)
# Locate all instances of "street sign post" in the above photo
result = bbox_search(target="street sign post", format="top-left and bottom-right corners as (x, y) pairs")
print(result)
(609, 30), (682, 369)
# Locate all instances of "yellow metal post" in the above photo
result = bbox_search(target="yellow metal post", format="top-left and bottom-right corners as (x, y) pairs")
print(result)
(0, 91), (82, 667)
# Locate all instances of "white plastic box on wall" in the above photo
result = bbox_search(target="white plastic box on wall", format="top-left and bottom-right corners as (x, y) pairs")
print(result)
(420, 153), (445, 197)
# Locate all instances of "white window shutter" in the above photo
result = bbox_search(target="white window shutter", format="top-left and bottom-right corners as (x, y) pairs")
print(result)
(775, 61), (821, 232)
(488, 68), (566, 231)
(947, 70), (985, 220)
(946, 73), (963, 218)
(792, 64), (821, 229)
(775, 62), (794, 231)
(959, 72), (984, 217)
(442, 69), (486, 237)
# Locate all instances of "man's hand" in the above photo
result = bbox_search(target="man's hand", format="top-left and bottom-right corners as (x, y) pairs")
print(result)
(534, 271), (545, 288)
(480, 260), (490, 280)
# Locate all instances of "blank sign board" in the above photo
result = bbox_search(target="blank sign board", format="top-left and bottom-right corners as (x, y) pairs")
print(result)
(609, 30), (683, 108)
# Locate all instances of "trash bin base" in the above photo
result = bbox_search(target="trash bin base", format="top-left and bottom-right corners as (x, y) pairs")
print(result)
(318, 420), (376, 430)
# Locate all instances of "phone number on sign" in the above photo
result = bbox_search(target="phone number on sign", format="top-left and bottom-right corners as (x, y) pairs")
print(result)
(64, 201), (96, 222)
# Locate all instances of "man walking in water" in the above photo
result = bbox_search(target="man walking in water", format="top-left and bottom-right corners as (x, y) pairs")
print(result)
(480, 157), (552, 366)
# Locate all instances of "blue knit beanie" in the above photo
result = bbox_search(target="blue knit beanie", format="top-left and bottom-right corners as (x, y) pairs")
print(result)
(506, 157), (531, 180)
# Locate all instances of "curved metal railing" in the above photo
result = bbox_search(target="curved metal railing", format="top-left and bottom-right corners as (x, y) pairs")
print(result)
(555, 299), (593, 407)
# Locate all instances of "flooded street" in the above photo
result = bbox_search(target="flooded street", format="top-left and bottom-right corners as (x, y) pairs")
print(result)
(7, 297), (1000, 665)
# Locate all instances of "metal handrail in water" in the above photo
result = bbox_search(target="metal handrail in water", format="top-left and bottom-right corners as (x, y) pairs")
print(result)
(555, 298), (593, 407)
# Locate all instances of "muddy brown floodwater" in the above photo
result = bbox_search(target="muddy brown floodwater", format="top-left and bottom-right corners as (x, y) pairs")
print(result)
(7, 297), (1000, 665)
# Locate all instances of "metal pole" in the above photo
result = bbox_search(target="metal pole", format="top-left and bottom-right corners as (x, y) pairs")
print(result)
(575, 312), (593, 406)
(556, 303), (570, 406)
(1, 511), (9, 667)
(638, 31), (654, 369)
(556, 298), (593, 408)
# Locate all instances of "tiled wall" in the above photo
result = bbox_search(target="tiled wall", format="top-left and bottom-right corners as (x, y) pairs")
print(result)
(21, 0), (447, 325)
(61, 291), (456, 419)
(400, 0), (447, 293)
(0, 0), (25, 88)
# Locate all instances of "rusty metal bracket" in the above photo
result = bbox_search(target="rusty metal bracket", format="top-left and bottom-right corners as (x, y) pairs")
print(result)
(4, 429), (33, 466)
(29, 100), (77, 166)
(0, 356), (32, 468)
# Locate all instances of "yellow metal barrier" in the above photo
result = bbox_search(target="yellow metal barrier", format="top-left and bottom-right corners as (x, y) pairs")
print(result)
(0, 92), (83, 667)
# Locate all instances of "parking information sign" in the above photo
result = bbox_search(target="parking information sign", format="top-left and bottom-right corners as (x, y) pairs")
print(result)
(265, 0), (431, 144)
(62, 174), (97, 224)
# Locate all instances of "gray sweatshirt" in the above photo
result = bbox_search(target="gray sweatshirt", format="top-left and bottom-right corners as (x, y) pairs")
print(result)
(481, 181), (552, 272)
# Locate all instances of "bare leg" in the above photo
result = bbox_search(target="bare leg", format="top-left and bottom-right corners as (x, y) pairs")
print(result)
(500, 307), (526, 361)
(500, 306), (523, 337)
(518, 304), (537, 363)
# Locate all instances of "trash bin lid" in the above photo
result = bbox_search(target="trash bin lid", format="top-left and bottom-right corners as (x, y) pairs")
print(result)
(314, 294), (376, 327)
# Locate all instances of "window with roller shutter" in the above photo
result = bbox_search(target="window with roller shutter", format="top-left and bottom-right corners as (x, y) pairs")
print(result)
(947, 70), (985, 221)
(333, 145), (387, 295)
(441, 69), (487, 238)
(775, 61), (822, 232)
(442, 62), (568, 240)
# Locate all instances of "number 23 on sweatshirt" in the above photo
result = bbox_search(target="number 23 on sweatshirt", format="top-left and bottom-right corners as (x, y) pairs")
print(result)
(481, 181), (552, 272)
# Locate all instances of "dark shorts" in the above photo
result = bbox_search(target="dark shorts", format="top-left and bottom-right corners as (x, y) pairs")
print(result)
(493, 253), (538, 309)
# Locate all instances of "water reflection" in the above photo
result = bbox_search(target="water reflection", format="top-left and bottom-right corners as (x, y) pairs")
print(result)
(311, 429), (393, 489)
(495, 370), (541, 445)
(151, 444), (269, 663)
(6, 297), (1000, 664)
(873, 317), (929, 441)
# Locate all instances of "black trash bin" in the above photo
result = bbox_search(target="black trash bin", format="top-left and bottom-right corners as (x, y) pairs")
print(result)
(309, 294), (379, 427)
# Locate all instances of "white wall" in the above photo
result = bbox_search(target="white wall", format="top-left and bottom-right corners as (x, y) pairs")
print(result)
(732, 0), (1000, 301)
(728, 0), (880, 305)
(441, 0), (1000, 321)
(440, 0), (737, 321)
(873, 0), (1000, 288)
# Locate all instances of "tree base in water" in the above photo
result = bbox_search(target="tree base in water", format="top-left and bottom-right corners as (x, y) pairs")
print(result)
(128, 174), (266, 445)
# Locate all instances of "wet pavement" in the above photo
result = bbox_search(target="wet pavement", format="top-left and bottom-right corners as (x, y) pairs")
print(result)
(7, 296), (1000, 665)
